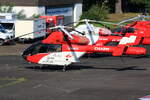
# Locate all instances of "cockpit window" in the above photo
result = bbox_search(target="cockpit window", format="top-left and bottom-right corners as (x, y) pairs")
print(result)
(112, 28), (122, 33)
(38, 44), (62, 53)
(46, 22), (55, 28)
(112, 27), (135, 33)
(57, 19), (63, 25)
(126, 27), (135, 33)
(23, 42), (62, 56)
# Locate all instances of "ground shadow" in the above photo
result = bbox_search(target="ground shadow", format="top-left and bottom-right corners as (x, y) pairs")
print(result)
(97, 66), (147, 71)
(83, 53), (146, 58)
(25, 65), (147, 72)
(25, 64), (96, 72)
(83, 53), (113, 58)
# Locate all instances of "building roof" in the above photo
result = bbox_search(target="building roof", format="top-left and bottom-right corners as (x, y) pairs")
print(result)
(0, 0), (83, 6)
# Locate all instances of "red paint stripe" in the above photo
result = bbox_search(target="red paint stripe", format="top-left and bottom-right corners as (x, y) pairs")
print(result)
(26, 53), (49, 64)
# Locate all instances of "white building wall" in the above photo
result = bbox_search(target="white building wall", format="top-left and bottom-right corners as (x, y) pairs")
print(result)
(73, 3), (82, 22)
(38, 7), (45, 15)
(13, 6), (45, 18)
(12, 4), (82, 23)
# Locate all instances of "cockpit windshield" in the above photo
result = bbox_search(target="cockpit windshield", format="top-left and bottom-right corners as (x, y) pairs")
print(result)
(112, 27), (135, 33)
(22, 42), (62, 56)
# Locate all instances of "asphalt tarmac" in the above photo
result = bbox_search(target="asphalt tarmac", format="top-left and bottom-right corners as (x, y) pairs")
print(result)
(0, 44), (150, 100)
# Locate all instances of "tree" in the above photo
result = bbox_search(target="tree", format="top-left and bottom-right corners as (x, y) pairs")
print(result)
(0, 6), (13, 13)
(82, 0), (150, 14)
(115, 0), (123, 14)
(130, 0), (150, 13)
(0, 6), (26, 19)
(81, 1), (109, 20)
(130, 0), (148, 3)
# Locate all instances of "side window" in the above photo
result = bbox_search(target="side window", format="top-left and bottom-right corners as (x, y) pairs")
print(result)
(39, 45), (49, 53)
(57, 19), (63, 25)
(46, 22), (55, 28)
(47, 44), (62, 52)
(37, 44), (62, 53)
(54, 44), (62, 52)
(26, 43), (62, 55)
(127, 28), (135, 33)
(112, 28), (122, 33)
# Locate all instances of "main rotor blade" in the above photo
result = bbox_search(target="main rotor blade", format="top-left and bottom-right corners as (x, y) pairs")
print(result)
(117, 15), (150, 25)
(85, 19), (95, 33)
(65, 19), (124, 28)
(86, 19), (125, 26)
(59, 26), (74, 40)
(117, 16), (142, 25)
(143, 15), (150, 19)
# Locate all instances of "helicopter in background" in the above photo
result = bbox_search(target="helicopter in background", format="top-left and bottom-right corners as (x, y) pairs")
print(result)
(111, 15), (150, 43)
(76, 18), (150, 46)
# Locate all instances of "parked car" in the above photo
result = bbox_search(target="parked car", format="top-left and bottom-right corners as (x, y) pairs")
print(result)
(0, 24), (14, 45)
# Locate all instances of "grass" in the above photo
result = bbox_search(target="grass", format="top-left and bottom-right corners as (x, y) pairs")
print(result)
(107, 13), (140, 22)
(77, 13), (149, 29)
(93, 13), (148, 29)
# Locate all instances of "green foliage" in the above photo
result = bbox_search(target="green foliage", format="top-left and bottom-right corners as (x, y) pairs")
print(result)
(0, 6), (13, 13)
(0, 6), (26, 19)
(130, 0), (150, 13)
(32, 14), (40, 18)
(82, 0), (150, 14)
(16, 10), (26, 19)
(130, 0), (149, 4)
(81, 2), (108, 21)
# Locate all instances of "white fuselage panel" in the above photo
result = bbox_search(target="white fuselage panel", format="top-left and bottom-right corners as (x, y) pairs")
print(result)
(38, 52), (85, 66)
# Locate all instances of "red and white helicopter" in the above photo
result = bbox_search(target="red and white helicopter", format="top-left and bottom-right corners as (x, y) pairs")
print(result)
(111, 15), (150, 45)
(78, 18), (150, 46)
(22, 23), (147, 71)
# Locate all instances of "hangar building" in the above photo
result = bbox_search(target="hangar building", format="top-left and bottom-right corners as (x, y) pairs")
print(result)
(0, 0), (83, 24)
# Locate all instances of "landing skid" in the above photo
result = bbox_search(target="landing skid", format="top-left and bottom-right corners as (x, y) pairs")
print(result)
(28, 64), (69, 72)
(63, 65), (67, 72)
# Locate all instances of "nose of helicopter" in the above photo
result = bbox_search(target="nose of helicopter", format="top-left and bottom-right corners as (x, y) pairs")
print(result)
(22, 54), (26, 59)
(21, 49), (34, 62)
(22, 50), (49, 64)
(21, 50), (28, 60)
(21, 52), (34, 63)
